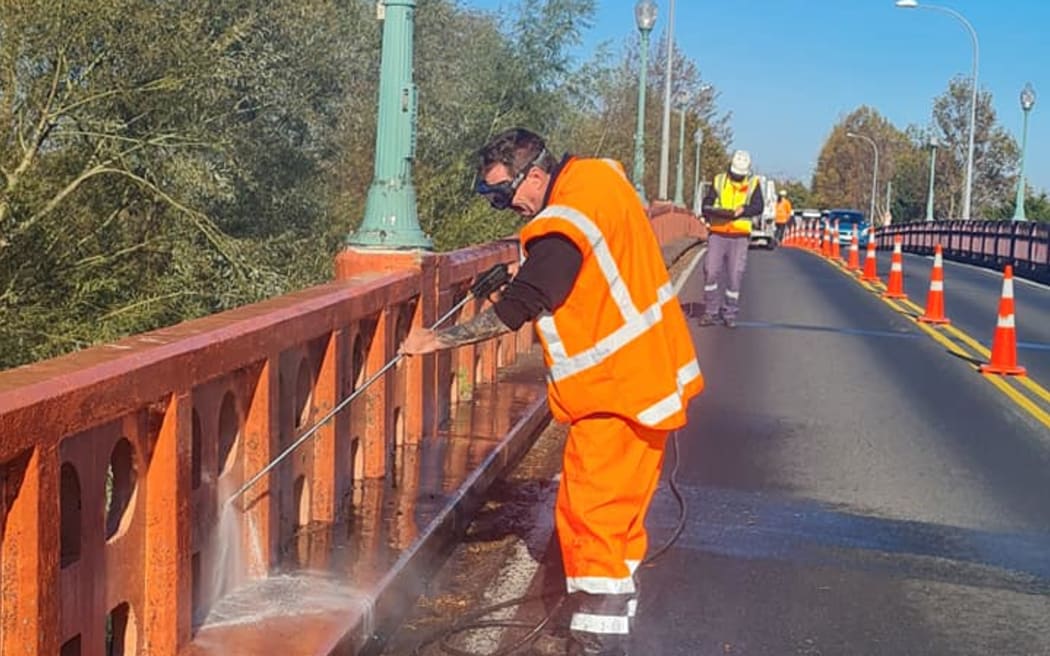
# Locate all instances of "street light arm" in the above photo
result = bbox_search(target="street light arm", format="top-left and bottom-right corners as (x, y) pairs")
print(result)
(914, 2), (978, 220)
(847, 132), (879, 223)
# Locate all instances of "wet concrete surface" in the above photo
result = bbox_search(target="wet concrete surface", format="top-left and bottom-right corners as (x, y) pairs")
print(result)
(382, 245), (1050, 656)
(183, 351), (550, 656)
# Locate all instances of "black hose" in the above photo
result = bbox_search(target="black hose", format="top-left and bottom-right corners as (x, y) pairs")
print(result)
(407, 430), (687, 656)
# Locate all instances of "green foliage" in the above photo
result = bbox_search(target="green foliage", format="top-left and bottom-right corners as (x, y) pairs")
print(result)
(0, 0), (729, 370)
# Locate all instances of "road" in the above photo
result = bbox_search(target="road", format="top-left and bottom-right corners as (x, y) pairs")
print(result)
(384, 245), (1050, 656)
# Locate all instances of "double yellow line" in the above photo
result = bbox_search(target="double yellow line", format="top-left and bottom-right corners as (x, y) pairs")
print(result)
(814, 249), (1050, 429)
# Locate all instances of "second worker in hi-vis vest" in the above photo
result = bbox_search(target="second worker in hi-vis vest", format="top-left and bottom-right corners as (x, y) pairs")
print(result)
(401, 128), (703, 656)
(698, 150), (765, 328)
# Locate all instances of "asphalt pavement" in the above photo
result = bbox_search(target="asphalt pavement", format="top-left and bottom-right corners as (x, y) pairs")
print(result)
(636, 246), (1050, 655)
(385, 244), (1050, 656)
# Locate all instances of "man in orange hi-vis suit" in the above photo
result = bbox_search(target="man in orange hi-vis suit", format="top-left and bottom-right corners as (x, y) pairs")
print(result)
(401, 128), (703, 655)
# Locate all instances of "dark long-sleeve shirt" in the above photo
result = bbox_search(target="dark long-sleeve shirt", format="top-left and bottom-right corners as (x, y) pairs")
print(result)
(493, 234), (583, 330)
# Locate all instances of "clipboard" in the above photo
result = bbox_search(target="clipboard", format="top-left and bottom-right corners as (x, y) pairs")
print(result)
(702, 206), (737, 224)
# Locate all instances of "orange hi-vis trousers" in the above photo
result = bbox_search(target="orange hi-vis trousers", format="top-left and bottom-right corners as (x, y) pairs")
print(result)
(556, 413), (668, 647)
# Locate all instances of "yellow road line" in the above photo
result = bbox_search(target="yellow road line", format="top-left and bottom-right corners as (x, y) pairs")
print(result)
(981, 374), (1050, 429)
(910, 316), (975, 361)
(804, 248), (1050, 427)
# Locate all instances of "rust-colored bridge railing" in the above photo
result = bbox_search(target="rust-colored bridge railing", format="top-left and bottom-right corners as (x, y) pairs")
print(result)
(877, 220), (1050, 283)
(0, 207), (701, 656)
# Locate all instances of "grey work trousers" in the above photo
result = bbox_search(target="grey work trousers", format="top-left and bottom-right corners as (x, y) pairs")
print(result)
(702, 233), (749, 320)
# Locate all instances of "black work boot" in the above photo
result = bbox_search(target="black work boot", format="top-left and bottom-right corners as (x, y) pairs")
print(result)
(566, 635), (627, 656)
(698, 313), (720, 327)
(722, 315), (737, 329)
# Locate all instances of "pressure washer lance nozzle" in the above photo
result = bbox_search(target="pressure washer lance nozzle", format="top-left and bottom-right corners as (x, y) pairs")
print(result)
(224, 262), (511, 507)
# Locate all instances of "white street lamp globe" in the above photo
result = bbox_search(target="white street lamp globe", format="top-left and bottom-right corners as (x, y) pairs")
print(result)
(1021, 82), (1036, 111)
(928, 135), (940, 148)
(635, 0), (657, 32)
(895, 0), (919, 8)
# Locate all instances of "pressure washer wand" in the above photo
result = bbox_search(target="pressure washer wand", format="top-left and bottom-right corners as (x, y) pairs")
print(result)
(225, 263), (511, 505)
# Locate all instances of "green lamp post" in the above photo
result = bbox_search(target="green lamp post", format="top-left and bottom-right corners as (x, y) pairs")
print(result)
(1012, 83), (1036, 222)
(349, 0), (432, 249)
(632, 1), (658, 201)
(673, 91), (687, 206)
(925, 135), (939, 222)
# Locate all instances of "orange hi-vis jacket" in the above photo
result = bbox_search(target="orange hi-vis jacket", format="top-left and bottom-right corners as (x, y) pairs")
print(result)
(775, 197), (793, 225)
(519, 157), (703, 430)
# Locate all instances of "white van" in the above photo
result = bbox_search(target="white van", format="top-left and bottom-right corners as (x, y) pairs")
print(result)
(749, 176), (778, 249)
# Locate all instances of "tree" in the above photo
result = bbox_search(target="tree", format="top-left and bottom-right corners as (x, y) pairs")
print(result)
(811, 107), (910, 222)
(932, 75), (1018, 219)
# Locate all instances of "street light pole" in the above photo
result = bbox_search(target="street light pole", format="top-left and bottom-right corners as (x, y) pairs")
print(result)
(925, 136), (939, 222)
(1012, 82), (1036, 222)
(895, 0), (979, 221)
(693, 127), (703, 212)
(658, 0), (675, 200)
(674, 92), (687, 206)
(632, 1), (658, 201)
(350, 0), (432, 249)
(847, 132), (879, 224)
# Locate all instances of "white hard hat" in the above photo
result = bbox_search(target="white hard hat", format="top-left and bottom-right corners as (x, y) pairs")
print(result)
(730, 150), (751, 176)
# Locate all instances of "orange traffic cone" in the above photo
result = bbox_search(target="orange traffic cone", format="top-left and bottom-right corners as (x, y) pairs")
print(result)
(980, 266), (1026, 376)
(831, 221), (842, 261)
(918, 244), (950, 324)
(883, 236), (907, 299)
(862, 227), (878, 282)
(847, 225), (860, 272)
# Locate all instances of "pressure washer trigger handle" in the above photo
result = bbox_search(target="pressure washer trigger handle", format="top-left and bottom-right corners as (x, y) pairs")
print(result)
(470, 262), (511, 299)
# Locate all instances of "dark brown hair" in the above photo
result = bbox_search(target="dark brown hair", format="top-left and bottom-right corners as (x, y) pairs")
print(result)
(477, 128), (556, 177)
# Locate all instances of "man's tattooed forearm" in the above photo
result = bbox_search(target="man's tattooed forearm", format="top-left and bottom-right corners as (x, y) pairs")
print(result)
(436, 308), (512, 348)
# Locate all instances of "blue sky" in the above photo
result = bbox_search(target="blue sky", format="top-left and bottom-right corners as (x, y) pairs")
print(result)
(460, 0), (1048, 194)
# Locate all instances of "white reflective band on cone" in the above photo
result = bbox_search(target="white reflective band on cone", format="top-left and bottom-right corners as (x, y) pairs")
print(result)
(930, 280), (944, 291)
(998, 314), (1016, 328)
(1003, 278), (1014, 299)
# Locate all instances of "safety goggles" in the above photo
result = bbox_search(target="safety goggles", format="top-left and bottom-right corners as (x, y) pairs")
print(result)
(475, 148), (547, 210)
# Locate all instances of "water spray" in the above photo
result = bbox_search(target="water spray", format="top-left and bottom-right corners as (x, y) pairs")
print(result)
(225, 262), (512, 506)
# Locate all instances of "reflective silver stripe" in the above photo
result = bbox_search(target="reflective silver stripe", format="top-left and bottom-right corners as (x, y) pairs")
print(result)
(1003, 278), (1014, 299)
(934, 252), (943, 267)
(725, 290), (740, 300)
(998, 314), (1016, 328)
(549, 283), (676, 383)
(570, 612), (630, 635)
(602, 159), (628, 179)
(536, 313), (567, 362)
(625, 559), (640, 574)
(636, 360), (702, 426)
(704, 283), (719, 292)
(627, 599), (637, 618)
(930, 280), (944, 291)
(534, 205), (640, 322)
(566, 575), (636, 595)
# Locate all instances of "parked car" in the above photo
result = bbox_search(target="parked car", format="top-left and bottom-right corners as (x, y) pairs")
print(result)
(823, 209), (869, 247)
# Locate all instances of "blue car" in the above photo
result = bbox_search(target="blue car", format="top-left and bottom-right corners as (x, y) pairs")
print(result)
(823, 209), (870, 247)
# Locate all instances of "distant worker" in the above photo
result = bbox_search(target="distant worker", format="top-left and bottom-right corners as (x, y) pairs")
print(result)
(774, 188), (793, 244)
(400, 127), (703, 655)
(698, 149), (764, 328)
